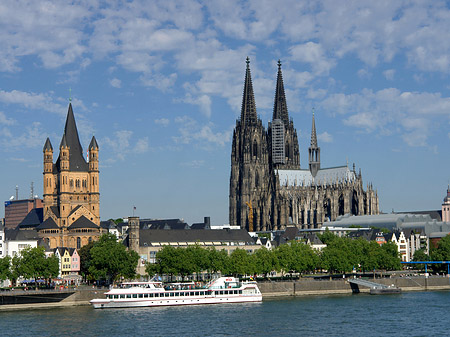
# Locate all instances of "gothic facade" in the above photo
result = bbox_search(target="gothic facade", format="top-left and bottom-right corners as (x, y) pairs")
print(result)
(229, 58), (379, 232)
(39, 103), (102, 249)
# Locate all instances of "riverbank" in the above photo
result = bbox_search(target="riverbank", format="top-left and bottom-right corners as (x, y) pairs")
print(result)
(1, 276), (449, 311)
(259, 275), (450, 297)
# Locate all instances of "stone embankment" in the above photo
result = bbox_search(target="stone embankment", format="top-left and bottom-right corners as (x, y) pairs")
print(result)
(259, 276), (450, 297)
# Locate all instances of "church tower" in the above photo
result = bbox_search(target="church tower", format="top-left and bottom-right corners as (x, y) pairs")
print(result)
(40, 103), (101, 249)
(308, 110), (320, 178)
(268, 60), (300, 170)
(229, 58), (270, 231)
(442, 185), (450, 223)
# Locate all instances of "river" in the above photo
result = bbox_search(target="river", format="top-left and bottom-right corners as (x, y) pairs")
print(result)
(1, 290), (449, 336)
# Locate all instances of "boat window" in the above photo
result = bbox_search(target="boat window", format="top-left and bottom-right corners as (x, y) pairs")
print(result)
(138, 294), (143, 298)
(144, 294), (148, 298)
(165, 293), (169, 297)
(154, 293), (158, 297)
(200, 291), (204, 296)
(220, 291), (223, 295)
(195, 292), (199, 296)
(127, 294), (131, 298)
(239, 290), (242, 294)
(190, 292), (194, 296)
(114, 295), (118, 299)
(133, 294), (137, 298)
(170, 293), (174, 297)
(120, 294), (125, 299)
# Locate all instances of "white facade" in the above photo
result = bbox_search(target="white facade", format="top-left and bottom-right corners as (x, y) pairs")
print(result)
(4, 239), (37, 257)
(0, 226), (4, 258)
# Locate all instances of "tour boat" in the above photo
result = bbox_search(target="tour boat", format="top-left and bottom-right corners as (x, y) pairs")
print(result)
(90, 277), (262, 309)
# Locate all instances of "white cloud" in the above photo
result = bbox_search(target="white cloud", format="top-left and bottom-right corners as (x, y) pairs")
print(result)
(173, 116), (231, 148)
(0, 111), (16, 125)
(318, 131), (333, 143)
(0, 90), (65, 114)
(155, 118), (170, 127)
(110, 78), (121, 88)
(140, 73), (177, 91)
(1, 122), (45, 149)
(103, 130), (149, 161)
(290, 42), (335, 75)
(383, 69), (395, 80)
(180, 160), (205, 168)
(321, 88), (450, 146)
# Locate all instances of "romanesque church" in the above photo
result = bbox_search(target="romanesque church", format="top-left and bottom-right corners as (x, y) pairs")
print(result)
(38, 103), (101, 249)
(229, 58), (379, 232)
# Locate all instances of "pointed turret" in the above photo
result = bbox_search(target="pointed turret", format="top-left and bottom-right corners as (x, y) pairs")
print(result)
(89, 136), (99, 150)
(240, 57), (257, 127)
(272, 60), (289, 125)
(59, 134), (68, 149)
(43, 138), (53, 152)
(309, 109), (320, 178)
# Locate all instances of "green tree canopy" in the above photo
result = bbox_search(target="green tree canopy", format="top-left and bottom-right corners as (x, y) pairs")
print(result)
(0, 256), (11, 281)
(10, 246), (59, 288)
(89, 233), (139, 283)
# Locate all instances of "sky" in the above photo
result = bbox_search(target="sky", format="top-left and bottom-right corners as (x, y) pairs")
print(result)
(0, 0), (449, 226)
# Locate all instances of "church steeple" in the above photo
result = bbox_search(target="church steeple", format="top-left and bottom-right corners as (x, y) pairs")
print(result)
(272, 60), (289, 125)
(311, 108), (318, 148)
(240, 57), (257, 127)
(309, 109), (320, 178)
(57, 103), (88, 171)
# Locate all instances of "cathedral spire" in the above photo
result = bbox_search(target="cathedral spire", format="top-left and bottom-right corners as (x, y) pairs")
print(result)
(240, 57), (257, 127)
(272, 60), (289, 125)
(309, 109), (320, 178)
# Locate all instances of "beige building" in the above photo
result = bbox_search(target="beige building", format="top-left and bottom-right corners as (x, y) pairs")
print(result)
(127, 217), (262, 276)
(38, 103), (101, 249)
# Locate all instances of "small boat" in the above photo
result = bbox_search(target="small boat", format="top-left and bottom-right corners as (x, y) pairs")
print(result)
(90, 277), (262, 309)
(370, 285), (402, 295)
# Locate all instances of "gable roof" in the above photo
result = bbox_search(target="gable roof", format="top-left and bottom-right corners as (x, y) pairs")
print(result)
(137, 229), (255, 247)
(37, 217), (59, 230)
(139, 219), (189, 230)
(68, 216), (99, 229)
(18, 208), (43, 229)
(5, 228), (39, 241)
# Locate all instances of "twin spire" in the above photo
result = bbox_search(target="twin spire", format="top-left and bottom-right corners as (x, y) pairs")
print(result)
(273, 60), (289, 125)
(240, 57), (257, 127)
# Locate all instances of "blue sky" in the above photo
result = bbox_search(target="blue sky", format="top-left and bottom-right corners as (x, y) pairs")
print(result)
(0, 1), (449, 226)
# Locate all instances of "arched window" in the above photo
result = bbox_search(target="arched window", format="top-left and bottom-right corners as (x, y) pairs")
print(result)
(253, 140), (258, 158)
(77, 237), (81, 249)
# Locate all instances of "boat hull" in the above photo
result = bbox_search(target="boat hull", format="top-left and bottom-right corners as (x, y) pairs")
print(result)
(91, 294), (262, 309)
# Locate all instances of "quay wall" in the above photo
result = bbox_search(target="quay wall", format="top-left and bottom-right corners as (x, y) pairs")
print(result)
(259, 276), (450, 297)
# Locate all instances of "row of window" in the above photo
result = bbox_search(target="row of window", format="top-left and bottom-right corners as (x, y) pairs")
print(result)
(107, 290), (243, 300)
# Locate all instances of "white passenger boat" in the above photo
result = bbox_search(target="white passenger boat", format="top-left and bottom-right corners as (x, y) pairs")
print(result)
(90, 277), (262, 309)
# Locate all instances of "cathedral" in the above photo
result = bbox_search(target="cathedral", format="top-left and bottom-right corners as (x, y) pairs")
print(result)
(229, 58), (379, 232)
(38, 103), (102, 249)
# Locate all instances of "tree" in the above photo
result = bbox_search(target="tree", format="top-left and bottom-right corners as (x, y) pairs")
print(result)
(207, 248), (230, 276)
(79, 241), (95, 281)
(412, 248), (430, 271)
(0, 256), (11, 281)
(430, 235), (450, 272)
(89, 233), (139, 283)
(230, 249), (254, 276)
(253, 247), (277, 278)
(12, 246), (60, 288)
